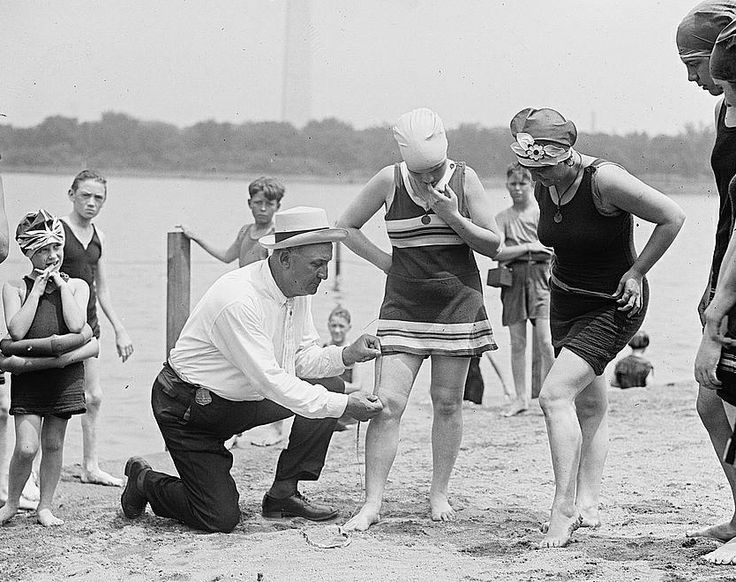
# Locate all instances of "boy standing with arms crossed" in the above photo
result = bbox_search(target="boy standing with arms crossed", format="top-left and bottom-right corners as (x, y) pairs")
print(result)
(61, 170), (133, 486)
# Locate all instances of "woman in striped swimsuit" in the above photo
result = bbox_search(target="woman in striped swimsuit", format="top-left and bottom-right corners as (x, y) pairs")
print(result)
(338, 108), (501, 531)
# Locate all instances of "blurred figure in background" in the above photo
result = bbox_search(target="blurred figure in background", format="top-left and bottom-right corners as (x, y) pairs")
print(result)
(493, 163), (554, 416)
(611, 330), (653, 389)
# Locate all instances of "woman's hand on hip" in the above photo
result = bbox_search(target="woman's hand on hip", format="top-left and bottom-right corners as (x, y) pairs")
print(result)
(614, 270), (643, 317)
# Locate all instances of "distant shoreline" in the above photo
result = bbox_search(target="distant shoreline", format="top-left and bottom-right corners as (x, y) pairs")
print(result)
(0, 164), (713, 193)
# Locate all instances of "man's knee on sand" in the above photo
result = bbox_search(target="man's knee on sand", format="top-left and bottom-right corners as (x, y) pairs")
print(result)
(201, 504), (241, 533)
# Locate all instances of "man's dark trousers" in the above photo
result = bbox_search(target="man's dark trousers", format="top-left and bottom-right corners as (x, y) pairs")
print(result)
(141, 363), (342, 533)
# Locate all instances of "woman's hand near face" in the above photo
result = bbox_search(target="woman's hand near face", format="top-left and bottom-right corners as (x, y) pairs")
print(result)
(428, 184), (460, 219)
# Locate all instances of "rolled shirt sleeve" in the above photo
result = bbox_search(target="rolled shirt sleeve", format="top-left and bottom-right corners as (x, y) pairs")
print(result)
(209, 300), (348, 419)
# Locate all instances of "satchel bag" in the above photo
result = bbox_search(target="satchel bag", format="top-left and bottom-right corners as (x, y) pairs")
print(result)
(487, 266), (512, 288)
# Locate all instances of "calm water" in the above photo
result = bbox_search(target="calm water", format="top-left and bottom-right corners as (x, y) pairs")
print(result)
(0, 172), (719, 464)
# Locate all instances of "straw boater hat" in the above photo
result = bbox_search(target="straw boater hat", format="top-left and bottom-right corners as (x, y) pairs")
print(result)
(259, 206), (347, 250)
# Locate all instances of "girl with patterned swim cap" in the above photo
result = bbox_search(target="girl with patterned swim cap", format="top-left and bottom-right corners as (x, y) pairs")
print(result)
(509, 107), (685, 548)
(337, 108), (502, 531)
(0, 210), (98, 528)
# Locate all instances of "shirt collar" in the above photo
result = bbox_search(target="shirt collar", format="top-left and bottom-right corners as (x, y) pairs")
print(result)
(259, 258), (289, 307)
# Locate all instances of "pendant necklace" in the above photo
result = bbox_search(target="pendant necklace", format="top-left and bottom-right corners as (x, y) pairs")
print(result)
(550, 156), (582, 224)
(421, 210), (432, 225)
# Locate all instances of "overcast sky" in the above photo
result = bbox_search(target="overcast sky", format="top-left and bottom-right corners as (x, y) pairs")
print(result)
(1, 0), (720, 135)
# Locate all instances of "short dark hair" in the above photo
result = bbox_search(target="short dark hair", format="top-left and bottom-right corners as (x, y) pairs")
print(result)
(506, 163), (532, 181)
(628, 330), (649, 349)
(249, 176), (285, 203)
(70, 169), (107, 195)
(329, 305), (351, 324)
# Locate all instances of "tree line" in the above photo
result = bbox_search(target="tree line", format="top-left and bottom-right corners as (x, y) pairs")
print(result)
(0, 112), (715, 180)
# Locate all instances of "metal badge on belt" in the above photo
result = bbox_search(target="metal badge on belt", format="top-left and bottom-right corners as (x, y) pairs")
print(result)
(195, 387), (212, 405)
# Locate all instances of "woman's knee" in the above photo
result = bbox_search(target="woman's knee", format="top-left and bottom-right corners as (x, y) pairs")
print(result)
(538, 383), (573, 414)
(431, 390), (463, 417)
(576, 395), (608, 420)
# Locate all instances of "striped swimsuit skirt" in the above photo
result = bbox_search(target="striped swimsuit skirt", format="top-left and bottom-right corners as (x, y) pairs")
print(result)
(376, 162), (497, 357)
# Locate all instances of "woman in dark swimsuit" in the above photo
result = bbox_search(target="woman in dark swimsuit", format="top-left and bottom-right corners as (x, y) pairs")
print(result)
(509, 108), (684, 548)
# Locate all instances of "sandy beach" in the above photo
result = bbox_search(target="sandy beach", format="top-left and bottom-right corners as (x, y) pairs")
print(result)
(1, 377), (733, 582)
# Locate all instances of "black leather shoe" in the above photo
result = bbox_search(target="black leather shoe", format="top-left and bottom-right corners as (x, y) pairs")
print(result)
(120, 456), (151, 519)
(262, 491), (338, 521)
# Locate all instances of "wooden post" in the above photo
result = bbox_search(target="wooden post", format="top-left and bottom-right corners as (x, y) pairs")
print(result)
(333, 241), (342, 291)
(167, 231), (191, 357)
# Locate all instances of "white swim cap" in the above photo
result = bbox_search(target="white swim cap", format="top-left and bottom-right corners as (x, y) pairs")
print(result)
(392, 108), (448, 172)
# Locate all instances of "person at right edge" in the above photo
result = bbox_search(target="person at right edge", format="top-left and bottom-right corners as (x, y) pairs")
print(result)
(692, 13), (736, 566)
(509, 107), (684, 548)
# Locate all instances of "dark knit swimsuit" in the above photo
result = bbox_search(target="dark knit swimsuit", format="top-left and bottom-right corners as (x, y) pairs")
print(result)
(9, 277), (86, 419)
(536, 159), (647, 376)
(61, 221), (101, 338)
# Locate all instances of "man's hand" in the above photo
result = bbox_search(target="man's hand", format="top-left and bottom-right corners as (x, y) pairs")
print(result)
(344, 391), (383, 421)
(342, 334), (381, 367)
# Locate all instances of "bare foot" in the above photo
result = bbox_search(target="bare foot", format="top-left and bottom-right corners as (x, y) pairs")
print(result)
(0, 502), (18, 525)
(247, 424), (284, 447)
(430, 493), (456, 522)
(36, 507), (63, 527)
(81, 469), (124, 487)
(224, 435), (239, 450)
(539, 513), (582, 548)
(687, 521), (736, 543)
(703, 538), (736, 564)
(342, 504), (380, 532)
(502, 400), (528, 417)
(541, 510), (600, 533)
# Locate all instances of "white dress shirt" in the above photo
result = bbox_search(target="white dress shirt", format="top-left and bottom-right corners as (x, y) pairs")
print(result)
(168, 260), (349, 419)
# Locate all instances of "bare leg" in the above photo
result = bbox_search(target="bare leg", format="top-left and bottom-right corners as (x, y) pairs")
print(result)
(538, 349), (597, 548)
(687, 388), (736, 541)
(80, 358), (123, 487)
(342, 354), (422, 532)
(573, 376), (608, 528)
(0, 415), (41, 524)
(36, 416), (68, 526)
(0, 385), (9, 503)
(429, 356), (470, 521)
(532, 317), (555, 394)
(504, 322), (529, 416)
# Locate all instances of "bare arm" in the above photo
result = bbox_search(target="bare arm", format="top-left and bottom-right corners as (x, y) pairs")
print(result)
(598, 164), (685, 313)
(336, 166), (394, 274)
(0, 337), (99, 374)
(0, 176), (9, 263)
(95, 229), (134, 361)
(3, 278), (42, 340)
(427, 166), (502, 258)
(494, 240), (551, 262)
(51, 274), (88, 333)
(177, 224), (243, 264)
